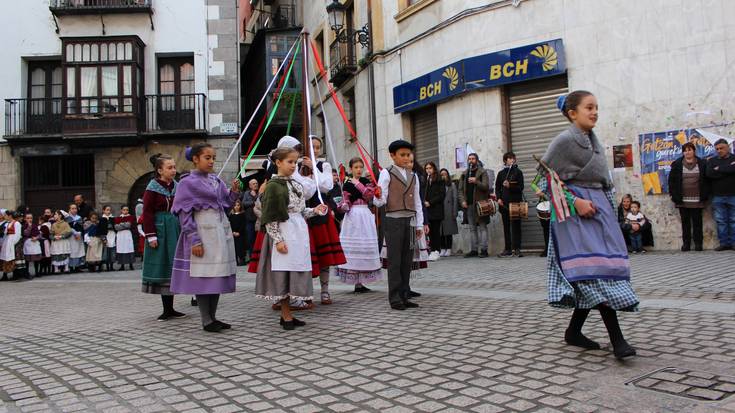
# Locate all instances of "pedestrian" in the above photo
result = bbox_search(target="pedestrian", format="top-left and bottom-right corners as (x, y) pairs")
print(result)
(100, 206), (116, 271)
(458, 153), (493, 258)
(625, 201), (647, 254)
(229, 199), (248, 266)
(241, 178), (259, 257)
(50, 210), (73, 274)
(329, 169), (345, 225)
(439, 168), (458, 257)
(84, 212), (104, 272)
(141, 153), (187, 321)
(496, 152), (524, 257)
(1, 211), (23, 280)
(38, 215), (53, 275)
(668, 142), (709, 251)
(114, 206), (136, 271)
(22, 213), (42, 278)
(170, 142), (240, 333)
(255, 146), (328, 330)
(540, 90), (637, 360)
(423, 161), (445, 261)
(300, 136), (346, 305)
(372, 140), (426, 310)
(705, 138), (735, 251)
(336, 157), (382, 293)
(65, 204), (85, 273)
(73, 194), (93, 220)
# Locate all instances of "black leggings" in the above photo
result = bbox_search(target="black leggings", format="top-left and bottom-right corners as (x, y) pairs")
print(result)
(441, 235), (453, 250)
(428, 220), (442, 252)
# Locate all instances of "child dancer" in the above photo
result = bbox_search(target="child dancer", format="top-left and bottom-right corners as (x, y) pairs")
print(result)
(539, 91), (638, 360)
(50, 211), (73, 274)
(38, 215), (53, 275)
(100, 206), (116, 271)
(1, 211), (23, 280)
(336, 157), (382, 293)
(65, 204), (85, 273)
(84, 212), (104, 272)
(171, 143), (240, 333)
(372, 140), (427, 310)
(255, 146), (328, 330)
(115, 206), (136, 271)
(142, 153), (186, 321)
(22, 213), (42, 279)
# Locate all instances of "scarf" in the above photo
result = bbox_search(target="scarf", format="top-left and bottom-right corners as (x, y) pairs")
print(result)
(171, 170), (230, 215)
(541, 124), (611, 189)
(51, 220), (71, 236)
(260, 176), (294, 226)
(146, 179), (177, 197)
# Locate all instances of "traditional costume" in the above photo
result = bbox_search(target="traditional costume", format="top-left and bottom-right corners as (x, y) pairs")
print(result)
(141, 179), (180, 294)
(84, 220), (104, 272)
(39, 220), (53, 274)
(1, 220), (23, 276)
(114, 214), (136, 268)
(336, 177), (382, 286)
(65, 213), (85, 270)
(22, 221), (43, 264)
(171, 170), (238, 329)
(50, 220), (72, 272)
(100, 213), (116, 271)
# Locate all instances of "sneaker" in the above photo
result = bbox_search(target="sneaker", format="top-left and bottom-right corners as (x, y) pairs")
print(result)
(639, 249), (647, 254)
(428, 251), (440, 261)
(440, 249), (448, 257)
(513, 250), (524, 258)
(190, 297), (198, 307)
(631, 250), (638, 255)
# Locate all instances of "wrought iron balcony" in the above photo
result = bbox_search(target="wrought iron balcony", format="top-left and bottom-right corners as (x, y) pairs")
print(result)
(4, 98), (63, 137)
(329, 40), (357, 87)
(49, 0), (152, 16)
(144, 93), (207, 134)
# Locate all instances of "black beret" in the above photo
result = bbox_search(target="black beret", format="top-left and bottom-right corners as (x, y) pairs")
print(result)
(388, 139), (414, 154)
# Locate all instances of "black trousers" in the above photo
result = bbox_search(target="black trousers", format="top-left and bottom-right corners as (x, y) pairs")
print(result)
(679, 207), (703, 247)
(384, 217), (413, 306)
(428, 220), (442, 252)
(500, 207), (522, 250)
(441, 235), (453, 250)
(540, 218), (550, 252)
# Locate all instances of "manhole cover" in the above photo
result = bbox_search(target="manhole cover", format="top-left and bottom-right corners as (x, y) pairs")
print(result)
(627, 367), (735, 401)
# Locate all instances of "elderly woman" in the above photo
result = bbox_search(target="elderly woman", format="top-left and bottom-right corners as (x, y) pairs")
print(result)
(668, 142), (710, 251)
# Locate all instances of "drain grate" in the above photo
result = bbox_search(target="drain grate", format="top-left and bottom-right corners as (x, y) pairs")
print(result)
(627, 367), (735, 401)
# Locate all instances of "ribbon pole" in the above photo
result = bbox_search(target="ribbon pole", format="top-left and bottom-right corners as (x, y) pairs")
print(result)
(217, 36), (300, 178)
(302, 34), (324, 204)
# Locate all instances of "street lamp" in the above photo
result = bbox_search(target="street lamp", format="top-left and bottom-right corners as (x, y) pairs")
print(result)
(326, 0), (370, 48)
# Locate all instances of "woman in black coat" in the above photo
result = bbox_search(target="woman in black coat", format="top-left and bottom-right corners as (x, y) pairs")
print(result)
(423, 161), (445, 258)
(667, 142), (710, 251)
(228, 199), (248, 266)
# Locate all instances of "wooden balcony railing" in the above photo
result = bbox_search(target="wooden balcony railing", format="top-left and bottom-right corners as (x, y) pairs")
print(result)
(144, 93), (207, 133)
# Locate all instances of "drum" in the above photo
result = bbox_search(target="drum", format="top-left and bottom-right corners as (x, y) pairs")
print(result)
(476, 199), (498, 217)
(509, 202), (529, 220)
(536, 201), (551, 221)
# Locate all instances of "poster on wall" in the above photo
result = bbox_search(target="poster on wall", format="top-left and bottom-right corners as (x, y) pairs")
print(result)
(455, 145), (467, 169)
(638, 126), (734, 195)
(612, 144), (634, 169)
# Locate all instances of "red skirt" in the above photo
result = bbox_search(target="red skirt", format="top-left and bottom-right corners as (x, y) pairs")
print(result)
(308, 213), (346, 277)
(247, 230), (266, 273)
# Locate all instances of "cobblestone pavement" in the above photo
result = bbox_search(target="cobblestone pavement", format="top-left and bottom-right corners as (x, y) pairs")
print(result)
(1, 252), (734, 412)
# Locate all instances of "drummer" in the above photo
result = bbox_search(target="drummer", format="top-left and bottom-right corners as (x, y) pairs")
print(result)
(532, 174), (551, 257)
(458, 153), (494, 258)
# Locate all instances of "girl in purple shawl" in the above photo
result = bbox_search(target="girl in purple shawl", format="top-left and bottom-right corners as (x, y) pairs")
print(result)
(171, 142), (241, 333)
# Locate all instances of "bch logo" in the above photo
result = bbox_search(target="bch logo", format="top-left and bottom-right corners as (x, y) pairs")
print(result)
(530, 44), (558, 71)
(442, 66), (459, 91)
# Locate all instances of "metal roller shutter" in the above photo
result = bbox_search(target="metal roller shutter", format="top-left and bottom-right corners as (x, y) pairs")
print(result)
(411, 106), (439, 166)
(508, 75), (569, 249)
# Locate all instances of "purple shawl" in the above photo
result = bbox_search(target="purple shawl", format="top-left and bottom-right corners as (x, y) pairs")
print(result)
(171, 170), (235, 214)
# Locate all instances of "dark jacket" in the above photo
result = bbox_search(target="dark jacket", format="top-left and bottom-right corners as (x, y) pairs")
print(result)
(241, 190), (258, 222)
(424, 176), (445, 221)
(705, 154), (735, 196)
(495, 165), (524, 203)
(458, 165), (493, 225)
(668, 156), (710, 205)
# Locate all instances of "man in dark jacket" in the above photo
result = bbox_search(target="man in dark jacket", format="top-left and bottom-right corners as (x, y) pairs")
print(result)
(668, 142), (710, 251)
(495, 152), (524, 257)
(458, 153), (493, 257)
(705, 138), (735, 250)
(73, 195), (93, 220)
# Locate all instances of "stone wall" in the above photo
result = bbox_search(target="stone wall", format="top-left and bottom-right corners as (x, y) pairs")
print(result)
(206, 0), (240, 134)
(0, 145), (20, 209)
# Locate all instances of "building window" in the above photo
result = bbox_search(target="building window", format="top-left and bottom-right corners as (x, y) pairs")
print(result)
(314, 30), (326, 74)
(23, 154), (95, 214)
(62, 37), (143, 115)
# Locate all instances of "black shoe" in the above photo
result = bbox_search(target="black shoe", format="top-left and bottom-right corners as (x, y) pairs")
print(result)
(282, 320), (295, 330)
(169, 310), (187, 319)
(694, 244), (703, 251)
(390, 303), (407, 310)
(464, 250), (478, 258)
(564, 329), (601, 350)
(681, 245), (690, 252)
(157, 313), (170, 322)
(407, 290), (421, 298)
(715, 245), (732, 251)
(354, 285), (372, 293)
(613, 341), (637, 360)
(513, 250), (524, 257)
(129, 265), (135, 271)
(498, 250), (513, 258)
(203, 322), (222, 333)
(117, 266), (125, 271)
(478, 250), (488, 258)
(191, 297), (198, 307)
(215, 320), (231, 329)
(280, 317), (305, 327)
(404, 301), (419, 308)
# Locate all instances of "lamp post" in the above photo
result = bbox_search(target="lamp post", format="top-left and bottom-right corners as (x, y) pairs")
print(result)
(326, 0), (370, 48)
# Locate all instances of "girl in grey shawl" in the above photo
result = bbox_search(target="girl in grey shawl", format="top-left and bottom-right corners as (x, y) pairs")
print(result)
(538, 91), (638, 360)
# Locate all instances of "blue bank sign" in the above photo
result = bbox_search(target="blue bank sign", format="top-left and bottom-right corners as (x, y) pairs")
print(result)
(392, 39), (566, 113)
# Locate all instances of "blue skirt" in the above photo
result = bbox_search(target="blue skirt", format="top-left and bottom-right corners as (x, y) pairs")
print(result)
(546, 186), (639, 311)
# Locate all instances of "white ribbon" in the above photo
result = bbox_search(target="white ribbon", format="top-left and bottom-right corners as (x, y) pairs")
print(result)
(303, 36), (324, 204)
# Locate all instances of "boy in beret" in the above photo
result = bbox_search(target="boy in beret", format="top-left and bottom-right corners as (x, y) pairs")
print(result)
(373, 140), (427, 310)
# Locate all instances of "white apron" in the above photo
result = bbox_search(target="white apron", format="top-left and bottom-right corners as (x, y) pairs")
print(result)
(116, 230), (134, 254)
(105, 231), (116, 248)
(23, 238), (42, 256)
(69, 233), (85, 259)
(189, 209), (237, 278)
(270, 212), (312, 272)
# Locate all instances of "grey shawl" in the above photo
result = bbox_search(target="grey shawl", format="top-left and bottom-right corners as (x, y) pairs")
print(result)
(541, 124), (611, 189)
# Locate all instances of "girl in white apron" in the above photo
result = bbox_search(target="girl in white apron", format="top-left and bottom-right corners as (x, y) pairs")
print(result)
(255, 146), (328, 331)
(115, 206), (136, 270)
(65, 204), (85, 273)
